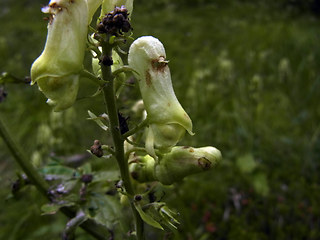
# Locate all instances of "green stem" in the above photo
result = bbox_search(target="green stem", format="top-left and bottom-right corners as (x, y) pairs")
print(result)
(80, 69), (103, 86)
(0, 116), (110, 240)
(100, 42), (144, 240)
(123, 119), (149, 139)
(0, 116), (49, 196)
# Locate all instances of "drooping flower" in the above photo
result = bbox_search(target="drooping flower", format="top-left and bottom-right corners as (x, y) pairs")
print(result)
(31, 0), (90, 111)
(128, 36), (193, 157)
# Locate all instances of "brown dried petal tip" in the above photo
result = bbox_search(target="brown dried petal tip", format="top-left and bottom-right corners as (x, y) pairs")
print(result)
(90, 140), (103, 157)
(81, 174), (93, 184)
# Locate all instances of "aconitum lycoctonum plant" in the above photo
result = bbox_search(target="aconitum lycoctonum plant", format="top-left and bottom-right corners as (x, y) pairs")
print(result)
(2, 0), (222, 239)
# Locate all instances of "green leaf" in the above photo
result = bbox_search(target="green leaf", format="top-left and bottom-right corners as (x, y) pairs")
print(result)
(79, 162), (92, 174)
(159, 205), (180, 229)
(86, 193), (122, 229)
(39, 163), (76, 181)
(87, 110), (108, 131)
(40, 164), (75, 176)
(145, 202), (180, 230)
(41, 202), (75, 215)
(134, 203), (164, 230)
(91, 170), (120, 183)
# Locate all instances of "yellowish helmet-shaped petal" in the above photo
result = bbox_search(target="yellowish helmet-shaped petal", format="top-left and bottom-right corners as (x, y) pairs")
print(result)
(37, 74), (79, 111)
(31, 0), (89, 111)
(128, 36), (193, 156)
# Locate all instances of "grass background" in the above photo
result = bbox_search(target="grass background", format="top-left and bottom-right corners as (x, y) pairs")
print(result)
(0, 0), (320, 239)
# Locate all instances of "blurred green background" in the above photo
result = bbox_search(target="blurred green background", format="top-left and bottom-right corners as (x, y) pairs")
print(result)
(1, 0), (320, 239)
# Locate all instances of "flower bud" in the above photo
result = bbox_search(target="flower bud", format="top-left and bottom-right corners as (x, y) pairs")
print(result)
(31, 0), (89, 111)
(129, 154), (155, 182)
(129, 146), (222, 185)
(92, 49), (124, 77)
(128, 36), (193, 157)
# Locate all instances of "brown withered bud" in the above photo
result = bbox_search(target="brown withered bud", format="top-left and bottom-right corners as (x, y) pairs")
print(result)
(97, 22), (106, 33)
(90, 140), (103, 158)
(81, 174), (93, 184)
(97, 6), (132, 36)
(100, 55), (113, 66)
(134, 194), (142, 201)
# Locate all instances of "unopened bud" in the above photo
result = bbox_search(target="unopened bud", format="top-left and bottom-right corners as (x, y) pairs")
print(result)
(81, 174), (93, 184)
(129, 146), (222, 185)
(90, 140), (103, 157)
(134, 194), (142, 201)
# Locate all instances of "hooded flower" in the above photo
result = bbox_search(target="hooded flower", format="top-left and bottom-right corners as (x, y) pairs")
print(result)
(129, 146), (222, 185)
(128, 36), (193, 157)
(31, 0), (90, 111)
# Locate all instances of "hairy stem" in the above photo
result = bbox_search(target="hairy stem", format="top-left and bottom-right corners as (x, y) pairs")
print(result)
(100, 42), (144, 240)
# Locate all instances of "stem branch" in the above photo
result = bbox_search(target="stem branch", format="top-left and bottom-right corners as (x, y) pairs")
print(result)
(0, 116), (49, 196)
(123, 119), (148, 139)
(80, 69), (103, 86)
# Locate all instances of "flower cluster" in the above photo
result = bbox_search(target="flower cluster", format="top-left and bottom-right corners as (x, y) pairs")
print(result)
(30, 0), (221, 186)
(127, 36), (222, 182)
